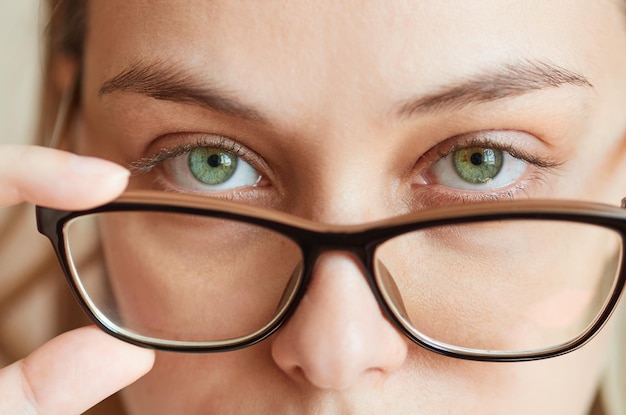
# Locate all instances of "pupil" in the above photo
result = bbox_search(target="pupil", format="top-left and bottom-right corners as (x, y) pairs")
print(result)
(470, 152), (483, 166)
(207, 154), (221, 167)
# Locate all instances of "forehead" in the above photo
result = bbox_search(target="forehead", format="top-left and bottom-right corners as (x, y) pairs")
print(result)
(84, 1), (623, 121)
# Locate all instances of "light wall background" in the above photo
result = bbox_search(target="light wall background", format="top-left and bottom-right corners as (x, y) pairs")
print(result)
(0, 1), (55, 366)
(0, 1), (43, 145)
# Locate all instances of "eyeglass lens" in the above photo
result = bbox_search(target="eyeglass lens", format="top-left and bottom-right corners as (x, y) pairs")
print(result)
(63, 210), (623, 353)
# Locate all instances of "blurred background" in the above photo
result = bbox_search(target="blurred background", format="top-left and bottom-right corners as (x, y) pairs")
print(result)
(0, 1), (58, 367)
(1, 0), (42, 146)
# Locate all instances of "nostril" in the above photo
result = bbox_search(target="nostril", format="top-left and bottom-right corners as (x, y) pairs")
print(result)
(279, 364), (310, 387)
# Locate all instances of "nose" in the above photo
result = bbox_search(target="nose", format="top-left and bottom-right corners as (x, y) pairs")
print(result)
(270, 252), (408, 390)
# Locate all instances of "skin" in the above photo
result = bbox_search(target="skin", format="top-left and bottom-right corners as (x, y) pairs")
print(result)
(0, 148), (154, 414)
(2, 0), (626, 414)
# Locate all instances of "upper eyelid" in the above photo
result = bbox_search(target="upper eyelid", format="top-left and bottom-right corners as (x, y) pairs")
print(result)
(427, 131), (565, 170)
(129, 134), (264, 175)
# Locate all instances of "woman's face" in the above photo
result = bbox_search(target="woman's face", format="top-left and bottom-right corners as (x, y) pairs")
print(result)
(75, 1), (626, 414)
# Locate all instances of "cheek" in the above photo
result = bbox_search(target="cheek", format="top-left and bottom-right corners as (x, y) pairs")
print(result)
(120, 345), (293, 414)
(95, 211), (303, 343)
(505, 325), (610, 414)
(398, 330), (609, 415)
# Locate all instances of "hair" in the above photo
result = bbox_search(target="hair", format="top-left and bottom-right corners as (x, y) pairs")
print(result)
(0, 1), (623, 414)
(40, 0), (86, 144)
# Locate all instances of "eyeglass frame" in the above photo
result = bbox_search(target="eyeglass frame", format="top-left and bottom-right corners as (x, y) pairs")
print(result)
(36, 190), (626, 362)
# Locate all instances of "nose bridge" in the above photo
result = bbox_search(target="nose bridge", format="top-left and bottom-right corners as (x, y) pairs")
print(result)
(284, 127), (403, 227)
(300, 240), (406, 328)
(303, 234), (377, 299)
(310, 232), (370, 261)
(291, 183), (390, 226)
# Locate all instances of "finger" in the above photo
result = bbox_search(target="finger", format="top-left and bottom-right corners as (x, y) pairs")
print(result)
(0, 326), (155, 415)
(0, 145), (129, 210)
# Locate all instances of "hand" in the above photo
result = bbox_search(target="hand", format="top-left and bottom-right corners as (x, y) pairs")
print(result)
(0, 145), (155, 414)
(0, 327), (155, 414)
(0, 144), (131, 209)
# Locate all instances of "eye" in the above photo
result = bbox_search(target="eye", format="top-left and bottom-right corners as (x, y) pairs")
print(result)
(163, 146), (262, 192)
(414, 132), (563, 206)
(427, 144), (528, 191)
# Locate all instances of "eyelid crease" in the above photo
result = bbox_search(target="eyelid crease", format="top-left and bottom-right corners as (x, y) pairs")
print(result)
(129, 134), (263, 175)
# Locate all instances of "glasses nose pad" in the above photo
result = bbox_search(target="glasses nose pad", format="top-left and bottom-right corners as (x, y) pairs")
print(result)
(375, 260), (409, 320)
(275, 261), (304, 313)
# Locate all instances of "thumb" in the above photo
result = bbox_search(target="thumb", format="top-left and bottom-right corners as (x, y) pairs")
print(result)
(0, 145), (129, 210)
(0, 326), (155, 415)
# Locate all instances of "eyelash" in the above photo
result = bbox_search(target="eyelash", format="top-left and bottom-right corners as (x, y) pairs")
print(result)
(130, 135), (261, 175)
(434, 136), (560, 170)
(417, 133), (564, 205)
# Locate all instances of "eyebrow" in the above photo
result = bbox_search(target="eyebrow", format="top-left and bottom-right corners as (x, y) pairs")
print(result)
(395, 60), (593, 118)
(99, 60), (268, 123)
(99, 59), (592, 122)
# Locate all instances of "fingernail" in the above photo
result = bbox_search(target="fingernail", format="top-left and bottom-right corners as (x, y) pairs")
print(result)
(70, 155), (130, 179)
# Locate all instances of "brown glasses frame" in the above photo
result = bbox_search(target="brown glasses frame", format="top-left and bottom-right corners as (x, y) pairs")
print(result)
(36, 191), (626, 362)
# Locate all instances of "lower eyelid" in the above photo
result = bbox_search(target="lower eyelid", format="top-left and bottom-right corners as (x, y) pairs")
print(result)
(411, 184), (523, 209)
(149, 175), (270, 205)
(413, 169), (547, 209)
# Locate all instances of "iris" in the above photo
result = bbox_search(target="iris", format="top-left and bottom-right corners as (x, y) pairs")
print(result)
(188, 148), (238, 185)
(453, 147), (503, 184)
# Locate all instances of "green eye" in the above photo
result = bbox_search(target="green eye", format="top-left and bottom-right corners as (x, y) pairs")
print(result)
(188, 148), (238, 185)
(453, 147), (503, 184)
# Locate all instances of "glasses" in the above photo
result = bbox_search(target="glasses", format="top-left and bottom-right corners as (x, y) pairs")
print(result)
(36, 191), (626, 362)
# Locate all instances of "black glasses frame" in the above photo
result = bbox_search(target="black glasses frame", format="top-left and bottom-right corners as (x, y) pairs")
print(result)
(36, 191), (626, 362)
